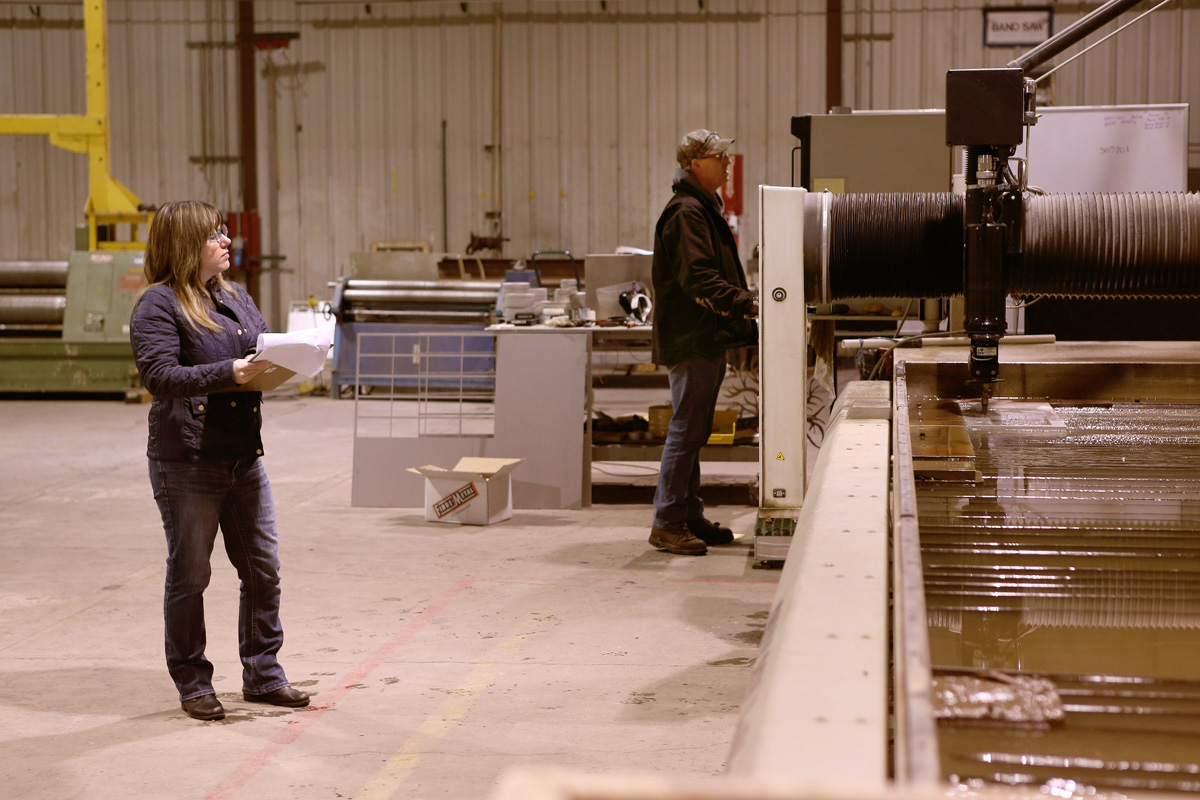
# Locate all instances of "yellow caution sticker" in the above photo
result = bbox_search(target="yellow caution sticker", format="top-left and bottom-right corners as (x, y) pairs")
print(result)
(776, 452), (785, 461)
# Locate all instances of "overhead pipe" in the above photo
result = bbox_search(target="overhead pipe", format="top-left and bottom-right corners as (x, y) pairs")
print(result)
(825, 0), (843, 110)
(1008, 0), (1148, 73)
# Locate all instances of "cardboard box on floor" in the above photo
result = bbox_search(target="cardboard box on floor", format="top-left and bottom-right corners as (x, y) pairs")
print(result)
(406, 458), (523, 525)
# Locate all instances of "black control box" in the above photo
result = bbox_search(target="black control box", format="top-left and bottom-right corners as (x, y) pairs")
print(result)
(946, 68), (1025, 147)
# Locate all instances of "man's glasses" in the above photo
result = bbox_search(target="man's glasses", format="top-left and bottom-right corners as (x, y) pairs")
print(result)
(208, 225), (229, 243)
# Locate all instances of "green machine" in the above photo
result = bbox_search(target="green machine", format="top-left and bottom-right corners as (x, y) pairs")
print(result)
(0, 252), (145, 394)
(0, 1), (154, 395)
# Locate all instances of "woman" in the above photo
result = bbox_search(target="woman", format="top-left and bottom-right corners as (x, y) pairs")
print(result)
(130, 200), (308, 721)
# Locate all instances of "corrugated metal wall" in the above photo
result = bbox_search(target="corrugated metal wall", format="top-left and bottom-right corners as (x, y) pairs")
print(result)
(1, 0), (1197, 320)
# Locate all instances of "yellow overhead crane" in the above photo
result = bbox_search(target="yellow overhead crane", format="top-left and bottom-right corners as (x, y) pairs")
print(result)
(0, 0), (151, 394)
(0, 0), (152, 250)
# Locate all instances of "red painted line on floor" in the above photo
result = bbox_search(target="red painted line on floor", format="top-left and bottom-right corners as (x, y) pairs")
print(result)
(470, 575), (778, 586)
(665, 577), (779, 584)
(203, 576), (478, 800)
(202, 570), (773, 798)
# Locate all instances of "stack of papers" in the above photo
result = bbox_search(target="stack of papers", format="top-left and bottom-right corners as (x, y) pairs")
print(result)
(249, 328), (334, 379)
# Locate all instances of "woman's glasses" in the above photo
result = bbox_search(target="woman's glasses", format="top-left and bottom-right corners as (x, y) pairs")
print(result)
(208, 225), (230, 243)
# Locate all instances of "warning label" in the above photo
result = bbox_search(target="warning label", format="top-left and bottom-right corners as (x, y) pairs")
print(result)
(434, 482), (478, 518)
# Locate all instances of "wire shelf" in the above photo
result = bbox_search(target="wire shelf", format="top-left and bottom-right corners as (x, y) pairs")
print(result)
(353, 331), (497, 439)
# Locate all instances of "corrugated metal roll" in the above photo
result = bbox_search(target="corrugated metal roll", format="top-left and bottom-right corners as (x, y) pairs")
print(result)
(809, 191), (1200, 301)
(1016, 192), (1200, 298)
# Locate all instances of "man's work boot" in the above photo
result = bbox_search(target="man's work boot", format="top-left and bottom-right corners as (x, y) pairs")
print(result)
(649, 525), (707, 555)
(687, 517), (734, 545)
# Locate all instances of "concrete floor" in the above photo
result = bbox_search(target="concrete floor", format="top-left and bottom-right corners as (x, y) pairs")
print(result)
(0, 391), (776, 800)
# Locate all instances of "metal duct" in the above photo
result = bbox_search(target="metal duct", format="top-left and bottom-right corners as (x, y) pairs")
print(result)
(806, 192), (1200, 302)
(824, 192), (965, 300)
(1017, 193), (1200, 298)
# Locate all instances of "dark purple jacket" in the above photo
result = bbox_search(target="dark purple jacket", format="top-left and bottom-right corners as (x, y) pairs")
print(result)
(129, 283), (270, 462)
(651, 170), (756, 366)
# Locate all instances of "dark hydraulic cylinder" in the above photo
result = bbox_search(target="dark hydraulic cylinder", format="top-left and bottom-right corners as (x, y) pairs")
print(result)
(1007, 0), (1145, 72)
(964, 221), (1007, 382)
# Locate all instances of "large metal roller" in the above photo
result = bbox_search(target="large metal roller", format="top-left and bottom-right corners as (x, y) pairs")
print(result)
(351, 309), (494, 320)
(342, 288), (500, 306)
(335, 278), (502, 325)
(0, 260), (69, 288)
(340, 279), (500, 308)
(0, 294), (67, 326)
(0, 261), (70, 332)
(329, 277), (504, 395)
(342, 279), (501, 293)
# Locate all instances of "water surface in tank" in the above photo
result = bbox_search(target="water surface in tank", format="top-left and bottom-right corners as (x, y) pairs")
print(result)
(913, 398), (1200, 794)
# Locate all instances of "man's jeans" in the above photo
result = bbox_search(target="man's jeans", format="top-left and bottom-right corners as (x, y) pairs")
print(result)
(653, 357), (726, 529)
(149, 458), (290, 701)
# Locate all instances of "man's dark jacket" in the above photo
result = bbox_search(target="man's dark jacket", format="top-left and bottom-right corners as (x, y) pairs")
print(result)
(651, 170), (756, 366)
(130, 283), (270, 462)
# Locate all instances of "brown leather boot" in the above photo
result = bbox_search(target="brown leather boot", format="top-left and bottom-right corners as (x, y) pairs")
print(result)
(648, 525), (707, 555)
(181, 694), (225, 721)
(687, 517), (734, 545)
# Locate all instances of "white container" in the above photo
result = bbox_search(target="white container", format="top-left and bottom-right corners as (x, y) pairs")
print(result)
(554, 279), (579, 304)
(406, 458), (523, 525)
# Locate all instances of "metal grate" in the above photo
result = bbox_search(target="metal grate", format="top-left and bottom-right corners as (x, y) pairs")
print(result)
(353, 331), (497, 439)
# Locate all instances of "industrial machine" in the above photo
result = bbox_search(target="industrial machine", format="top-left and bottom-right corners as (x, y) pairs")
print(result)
(757, 0), (1197, 555)
(0, 252), (145, 393)
(0, 0), (153, 252)
(741, 0), (1200, 793)
(329, 275), (502, 396)
(0, 0), (152, 394)
(330, 250), (595, 395)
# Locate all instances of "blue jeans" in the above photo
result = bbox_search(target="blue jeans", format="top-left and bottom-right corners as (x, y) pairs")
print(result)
(653, 357), (726, 528)
(148, 458), (290, 701)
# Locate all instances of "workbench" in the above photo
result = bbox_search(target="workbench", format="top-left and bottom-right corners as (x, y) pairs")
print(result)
(349, 324), (757, 510)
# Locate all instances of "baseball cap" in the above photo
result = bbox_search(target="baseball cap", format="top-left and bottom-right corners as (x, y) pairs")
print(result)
(676, 129), (735, 168)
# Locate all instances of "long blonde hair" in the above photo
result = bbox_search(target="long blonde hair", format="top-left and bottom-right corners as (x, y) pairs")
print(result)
(143, 200), (239, 333)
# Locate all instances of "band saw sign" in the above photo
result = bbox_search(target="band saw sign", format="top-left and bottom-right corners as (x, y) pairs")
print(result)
(983, 7), (1053, 47)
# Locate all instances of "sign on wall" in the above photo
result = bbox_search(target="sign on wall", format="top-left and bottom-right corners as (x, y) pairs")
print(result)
(983, 7), (1053, 47)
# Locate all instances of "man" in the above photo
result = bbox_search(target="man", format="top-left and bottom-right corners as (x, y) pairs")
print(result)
(649, 129), (758, 556)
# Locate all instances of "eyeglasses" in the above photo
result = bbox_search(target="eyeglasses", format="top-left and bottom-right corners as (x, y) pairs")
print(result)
(208, 225), (229, 243)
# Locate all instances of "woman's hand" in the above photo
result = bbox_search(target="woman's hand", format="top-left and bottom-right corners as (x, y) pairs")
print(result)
(233, 357), (274, 384)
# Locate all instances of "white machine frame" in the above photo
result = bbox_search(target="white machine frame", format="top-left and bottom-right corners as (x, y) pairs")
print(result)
(755, 186), (812, 559)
